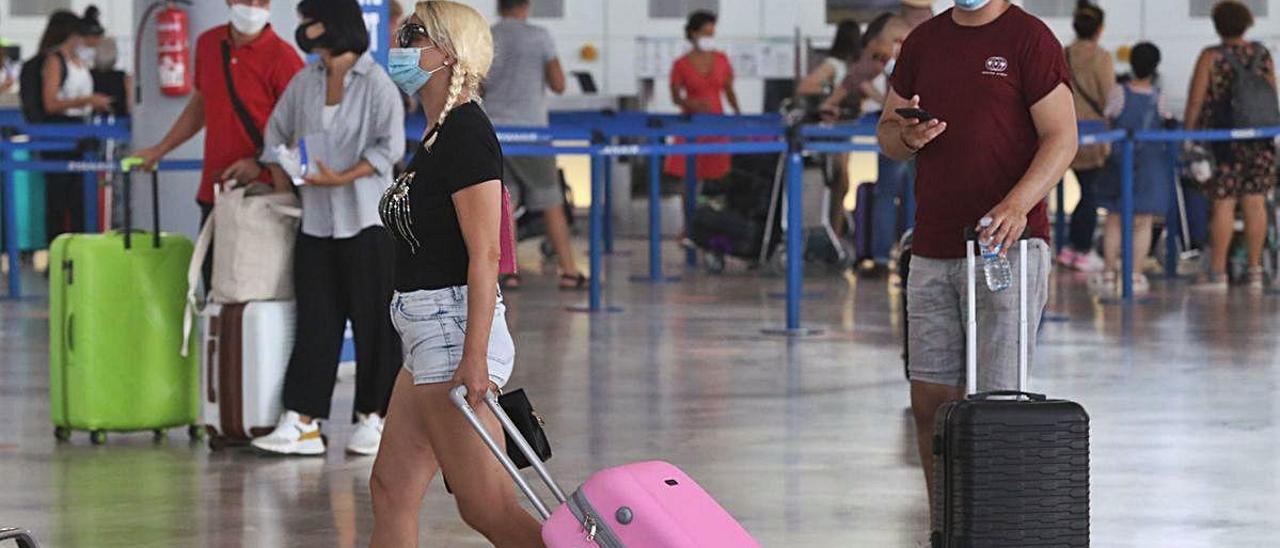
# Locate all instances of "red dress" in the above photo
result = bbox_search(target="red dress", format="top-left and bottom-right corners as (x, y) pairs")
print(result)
(664, 52), (733, 180)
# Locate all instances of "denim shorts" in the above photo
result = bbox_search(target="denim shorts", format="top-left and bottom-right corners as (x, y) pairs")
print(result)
(389, 286), (515, 388)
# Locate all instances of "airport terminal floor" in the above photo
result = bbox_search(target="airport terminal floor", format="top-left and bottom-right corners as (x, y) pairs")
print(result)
(2, 239), (1278, 547)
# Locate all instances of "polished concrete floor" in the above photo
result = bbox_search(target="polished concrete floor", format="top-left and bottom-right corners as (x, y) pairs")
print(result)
(2, 239), (1280, 547)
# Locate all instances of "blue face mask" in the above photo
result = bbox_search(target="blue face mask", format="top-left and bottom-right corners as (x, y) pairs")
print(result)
(954, 0), (992, 10)
(388, 47), (444, 96)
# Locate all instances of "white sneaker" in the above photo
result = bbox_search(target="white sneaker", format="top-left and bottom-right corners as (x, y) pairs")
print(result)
(346, 413), (383, 456)
(251, 411), (326, 456)
(1072, 251), (1105, 273)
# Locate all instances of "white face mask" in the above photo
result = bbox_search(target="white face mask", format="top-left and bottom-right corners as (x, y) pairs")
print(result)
(230, 4), (271, 36)
(76, 46), (96, 65)
(883, 57), (897, 77)
(954, 0), (993, 11)
(695, 37), (717, 52)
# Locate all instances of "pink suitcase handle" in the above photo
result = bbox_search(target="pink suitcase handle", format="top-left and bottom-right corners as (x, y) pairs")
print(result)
(449, 386), (567, 520)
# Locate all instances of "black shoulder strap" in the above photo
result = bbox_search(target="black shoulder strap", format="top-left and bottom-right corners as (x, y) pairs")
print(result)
(220, 40), (264, 153)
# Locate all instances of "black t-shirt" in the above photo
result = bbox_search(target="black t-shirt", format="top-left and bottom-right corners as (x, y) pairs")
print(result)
(393, 102), (503, 291)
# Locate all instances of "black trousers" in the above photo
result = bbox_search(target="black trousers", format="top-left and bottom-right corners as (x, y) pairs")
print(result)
(281, 226), (401, 421)
(45, 168), (85, 243)
(1067, 168), (1102, 253)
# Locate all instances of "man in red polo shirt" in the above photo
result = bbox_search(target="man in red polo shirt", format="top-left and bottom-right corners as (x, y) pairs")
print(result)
(876, 0), (1078, 508)
(134, 0), (303, 226)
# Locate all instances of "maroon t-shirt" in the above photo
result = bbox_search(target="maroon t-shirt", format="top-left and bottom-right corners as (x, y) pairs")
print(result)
(890, 6), (1070, 259)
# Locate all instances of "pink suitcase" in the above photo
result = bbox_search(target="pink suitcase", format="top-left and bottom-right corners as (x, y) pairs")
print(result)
(450, 387), (760, 547)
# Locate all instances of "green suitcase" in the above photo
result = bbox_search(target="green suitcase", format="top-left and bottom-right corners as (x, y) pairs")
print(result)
(49, 170), (199, 444)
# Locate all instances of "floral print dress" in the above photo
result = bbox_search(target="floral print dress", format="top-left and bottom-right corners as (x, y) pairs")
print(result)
(1198, 42), (1278, 199)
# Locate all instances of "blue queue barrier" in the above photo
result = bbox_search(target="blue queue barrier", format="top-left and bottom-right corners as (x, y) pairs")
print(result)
(0, 157), (203, 298)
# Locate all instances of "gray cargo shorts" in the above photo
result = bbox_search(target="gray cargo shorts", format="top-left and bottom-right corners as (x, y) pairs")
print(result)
(504, 156), (562, 212)
(906, 239), (1051, 390)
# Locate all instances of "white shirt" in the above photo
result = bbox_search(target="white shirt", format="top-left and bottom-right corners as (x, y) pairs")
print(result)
(58, 56), (94, 117)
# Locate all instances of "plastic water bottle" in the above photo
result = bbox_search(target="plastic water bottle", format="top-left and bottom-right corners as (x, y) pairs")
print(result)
(978, 217), (1013, 292)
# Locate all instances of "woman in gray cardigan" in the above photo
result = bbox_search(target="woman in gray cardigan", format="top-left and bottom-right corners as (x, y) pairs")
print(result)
(252, 0), (405, 457)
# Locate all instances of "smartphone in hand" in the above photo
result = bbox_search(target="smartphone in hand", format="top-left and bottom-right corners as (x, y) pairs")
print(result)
(895, 107), (936, 122)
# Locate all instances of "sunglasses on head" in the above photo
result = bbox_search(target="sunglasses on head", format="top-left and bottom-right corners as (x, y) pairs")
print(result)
(397, 23), (429, 48)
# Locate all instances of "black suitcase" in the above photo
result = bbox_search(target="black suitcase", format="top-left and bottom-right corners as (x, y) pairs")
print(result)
(931, 238), (1090, 548)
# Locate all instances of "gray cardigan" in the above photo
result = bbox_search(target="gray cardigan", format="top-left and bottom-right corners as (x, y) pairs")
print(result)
(262, 53), (405, 238)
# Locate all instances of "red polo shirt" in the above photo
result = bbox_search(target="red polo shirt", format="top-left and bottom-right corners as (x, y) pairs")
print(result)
(890, 6), (1070, 258)
(193, 25), (303, 204)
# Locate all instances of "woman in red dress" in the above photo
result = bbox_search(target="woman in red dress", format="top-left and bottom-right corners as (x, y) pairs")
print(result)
(665, 10), (740, 181)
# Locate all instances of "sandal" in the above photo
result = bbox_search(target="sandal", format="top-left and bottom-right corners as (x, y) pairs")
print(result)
(558, 272), (588, 291)
(500, 273), (522, 290)
(1246, 267), (1266, 290)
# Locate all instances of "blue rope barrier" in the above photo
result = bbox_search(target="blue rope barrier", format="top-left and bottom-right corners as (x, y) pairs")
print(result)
(800, 123), (878, 139)
(595, 141), (786, 157)
(0, 141), (81, 153)
(1134, 125), (1280, 143)
(802, 142), (882, 154)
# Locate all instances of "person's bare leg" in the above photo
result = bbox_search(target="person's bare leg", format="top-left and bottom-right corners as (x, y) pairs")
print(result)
(370, 369), (441, 548)
(1102, 214), (1121, 273)
(911, 380), (964, 512)
(1208, 197), (1238, 276)
(543, 206), (583, 283)
(420, 383), (544, 548)
(1241, 193), (1268, 269)
(830, 153), (851, 238)
(1133, 215), (1154, 269)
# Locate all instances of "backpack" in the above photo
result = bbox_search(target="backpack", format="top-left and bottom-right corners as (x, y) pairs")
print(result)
(18, 51), (67, 123)
(1223, 44), (1280, 128)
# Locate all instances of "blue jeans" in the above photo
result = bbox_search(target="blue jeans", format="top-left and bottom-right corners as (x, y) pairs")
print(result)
(871, 154), (916, 262)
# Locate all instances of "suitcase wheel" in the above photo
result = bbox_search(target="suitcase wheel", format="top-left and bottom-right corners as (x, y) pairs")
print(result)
(89, 430), (107, 445)
(207, 435), (229, 451)
(704, 252), (726, 274)
(187, 425), (205, 442)
(54, 427), (71, 442)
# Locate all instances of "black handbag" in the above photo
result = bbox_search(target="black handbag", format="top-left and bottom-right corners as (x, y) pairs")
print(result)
(496, 388), (552, 468)
(444, 388), (550, 494)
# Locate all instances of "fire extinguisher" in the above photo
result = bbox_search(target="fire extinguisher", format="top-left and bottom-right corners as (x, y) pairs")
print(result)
(135, 0), (194, 103)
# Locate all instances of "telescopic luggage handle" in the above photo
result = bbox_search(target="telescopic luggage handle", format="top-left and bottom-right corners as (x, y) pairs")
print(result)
(965, 231), (1029, 396)
(119, 157), (162, 250)
(449, 386), (567, 521)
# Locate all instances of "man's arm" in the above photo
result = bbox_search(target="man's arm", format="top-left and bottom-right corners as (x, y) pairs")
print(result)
(545, 58), (566, 95)
(875, 88), (946, 162)
(133, 91), (205, 168)
(980, 83), (1078, 252)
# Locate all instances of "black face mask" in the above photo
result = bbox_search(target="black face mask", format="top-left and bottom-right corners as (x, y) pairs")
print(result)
(295, 21), (324, 54)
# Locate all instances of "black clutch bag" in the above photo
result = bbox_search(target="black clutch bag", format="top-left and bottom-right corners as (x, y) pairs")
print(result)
(444, 388), (550, 494)
(497, 388), (552, 468)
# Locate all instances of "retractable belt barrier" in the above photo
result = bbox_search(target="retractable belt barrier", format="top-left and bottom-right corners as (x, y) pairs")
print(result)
(4, 108), (1277, 327)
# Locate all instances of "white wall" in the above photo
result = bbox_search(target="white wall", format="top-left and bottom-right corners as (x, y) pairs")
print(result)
(3, 0), (1279, 115)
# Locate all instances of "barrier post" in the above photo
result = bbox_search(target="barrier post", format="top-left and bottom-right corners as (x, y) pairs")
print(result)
(82, 151), (99, 233)
(589, 152), (605, 311)
(1120, 138), (1135, 301)
(684, 154), (697, 266)
(631, 140), (677, 283)
(785, 151), (804, 329)
(2, 148), (20, 298)
(603, 151), (614, 255)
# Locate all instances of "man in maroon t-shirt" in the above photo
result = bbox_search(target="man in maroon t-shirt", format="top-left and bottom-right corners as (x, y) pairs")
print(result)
(876, 0), (1078, 505)
(133, 1), (303, 235)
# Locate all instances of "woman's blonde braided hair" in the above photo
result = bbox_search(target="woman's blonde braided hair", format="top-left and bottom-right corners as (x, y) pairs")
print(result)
(415, 1), (492, 149)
